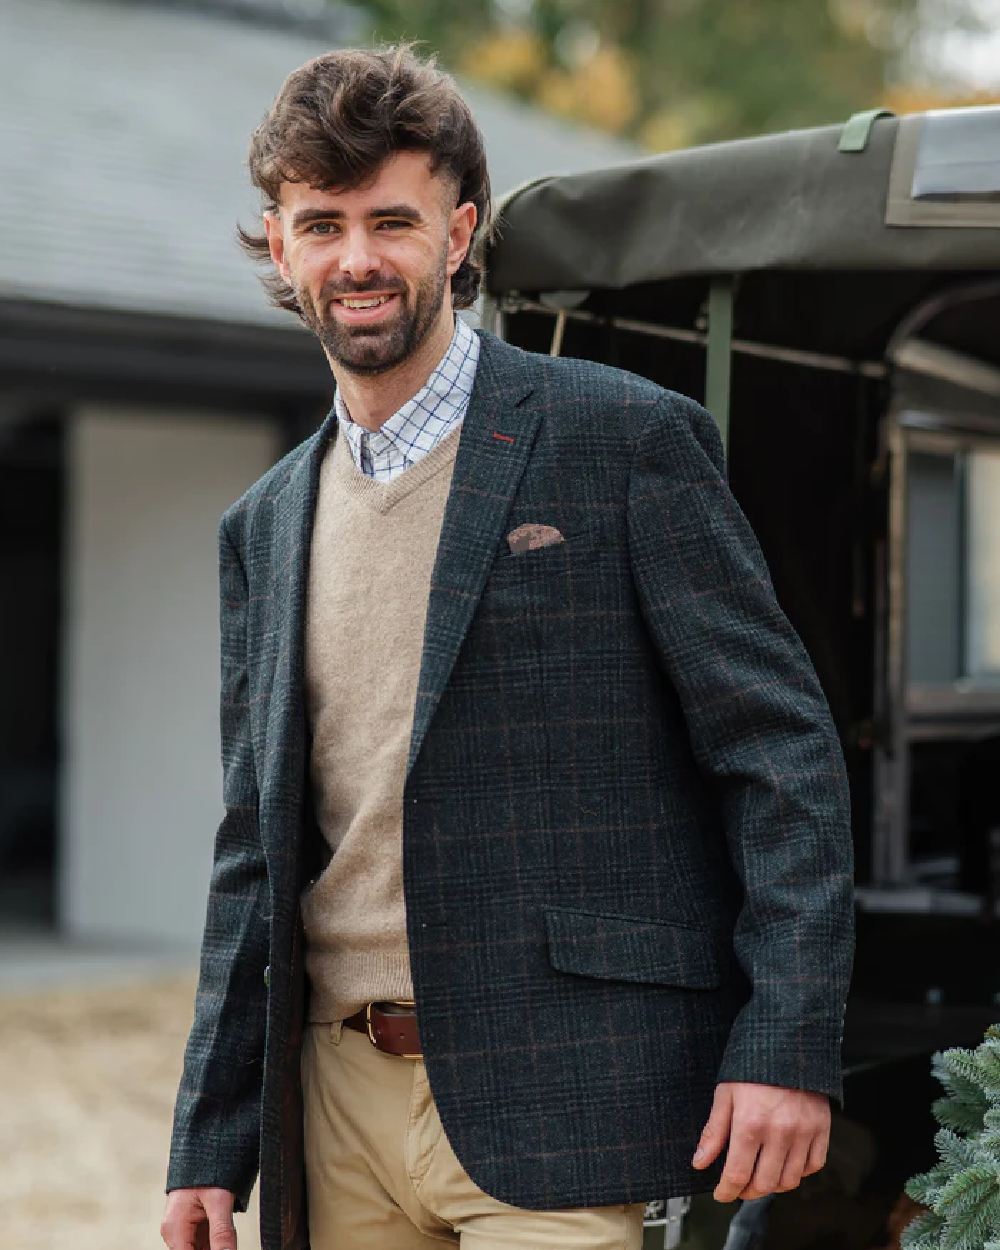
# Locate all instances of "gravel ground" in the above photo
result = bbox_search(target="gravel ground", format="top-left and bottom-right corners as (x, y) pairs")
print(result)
(3, 973), (919, 1250)
(1, 975), (261, 1250)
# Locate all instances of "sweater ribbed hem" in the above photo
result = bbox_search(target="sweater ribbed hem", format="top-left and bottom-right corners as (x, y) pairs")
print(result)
(306, 950), (415, 1023)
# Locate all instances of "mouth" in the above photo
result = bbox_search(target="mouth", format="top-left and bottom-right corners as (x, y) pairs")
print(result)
(329, 292), (401, 325)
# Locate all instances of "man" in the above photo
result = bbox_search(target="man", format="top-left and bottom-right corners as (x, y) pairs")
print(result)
(162, 44), (854, 1250)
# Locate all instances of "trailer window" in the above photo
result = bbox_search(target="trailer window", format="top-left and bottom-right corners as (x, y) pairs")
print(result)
(906, 451), (961, 684)
(967, 449), (1000, 678)
(906, 443), (1000, 688)
(886, 108), (1000, 227)
(912, 107), (1000, 202)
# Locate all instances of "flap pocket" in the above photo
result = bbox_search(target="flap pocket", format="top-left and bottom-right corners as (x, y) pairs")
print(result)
(543, 906), (722, 990)
(490, 527), (598, 571)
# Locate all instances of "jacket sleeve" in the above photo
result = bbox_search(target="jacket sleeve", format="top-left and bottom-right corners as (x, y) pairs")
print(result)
(626, 392), (854, 1106)
(166, 509), (269, 1210)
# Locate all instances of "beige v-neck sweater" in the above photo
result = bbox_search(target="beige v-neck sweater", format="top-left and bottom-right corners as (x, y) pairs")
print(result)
(301, 422), (462, 1023)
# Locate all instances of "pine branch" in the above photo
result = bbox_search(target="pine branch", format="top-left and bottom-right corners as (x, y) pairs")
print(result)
(932, 1048), (990, 1131)
(934, 1094), (988, 1135)
(902, 1208), (948, 1250)
(939, 1175), (999, 1250)
(903, 1025), (1000, 1250)
(936, 1164), (995, 1215)
(935, 1128), (981, 1175)
(936, 1047), (992, 1107)
(952, 1048), (992, 1098)
(977, 1132), (1000, 1171)
(907, 1163), (951, 1207)
(973, 1037), (1000, 1094)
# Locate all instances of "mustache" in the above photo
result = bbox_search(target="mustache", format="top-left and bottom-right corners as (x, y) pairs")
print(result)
(320, 279), (405, 299)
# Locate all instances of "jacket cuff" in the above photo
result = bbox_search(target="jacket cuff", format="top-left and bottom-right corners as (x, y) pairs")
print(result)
(716, 1017), (846, 1109)
(166, 1148), (258, 1213)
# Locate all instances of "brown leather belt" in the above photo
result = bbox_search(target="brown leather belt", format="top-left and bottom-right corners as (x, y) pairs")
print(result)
(343, 1000), (422, 1058)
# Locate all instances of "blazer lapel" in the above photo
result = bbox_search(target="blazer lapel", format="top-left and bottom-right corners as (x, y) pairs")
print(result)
(406, 332), (539, 777)
(259, 332), (539, 797)
(260, 409), (337, 825)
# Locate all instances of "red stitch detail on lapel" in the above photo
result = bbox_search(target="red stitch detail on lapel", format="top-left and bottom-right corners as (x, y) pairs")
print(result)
(491, 431), (516, 444)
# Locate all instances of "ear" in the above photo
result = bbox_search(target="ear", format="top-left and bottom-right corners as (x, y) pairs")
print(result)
(263, 210), (290, 281)
(445, 201), (477, 278)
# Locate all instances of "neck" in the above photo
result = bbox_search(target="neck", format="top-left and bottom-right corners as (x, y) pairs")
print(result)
(330, 309), (457, 432)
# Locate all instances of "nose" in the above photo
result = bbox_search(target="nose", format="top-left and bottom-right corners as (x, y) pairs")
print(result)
(338, 225), (380, 283)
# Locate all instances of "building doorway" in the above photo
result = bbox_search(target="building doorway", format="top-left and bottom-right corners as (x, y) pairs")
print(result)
(0, 411), (63, 928)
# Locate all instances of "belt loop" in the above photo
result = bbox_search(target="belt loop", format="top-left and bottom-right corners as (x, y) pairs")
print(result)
(329, 1020), (343, 1045)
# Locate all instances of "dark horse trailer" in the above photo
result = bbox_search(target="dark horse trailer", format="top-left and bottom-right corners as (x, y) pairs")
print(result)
(483, 106), (1000, 1248)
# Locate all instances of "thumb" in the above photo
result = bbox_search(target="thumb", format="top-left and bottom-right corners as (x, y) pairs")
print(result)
(692, 1083), (733, 1169)
(202, 1189), (237, 1250)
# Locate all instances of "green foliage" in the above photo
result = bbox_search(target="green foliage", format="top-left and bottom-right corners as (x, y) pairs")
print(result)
(932, 1047), (991, 1133)
(349, 0), (992, 148)
(902, 1026), (1000, 1250)
(902, 1210), (948, 1250)
(907, 1162), (952, 1209)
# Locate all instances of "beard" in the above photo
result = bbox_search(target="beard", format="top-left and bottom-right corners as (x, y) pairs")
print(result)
(295, 246), (449, 376)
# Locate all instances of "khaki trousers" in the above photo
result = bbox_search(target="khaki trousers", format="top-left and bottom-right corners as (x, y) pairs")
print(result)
(301, 1021), (646, 1250)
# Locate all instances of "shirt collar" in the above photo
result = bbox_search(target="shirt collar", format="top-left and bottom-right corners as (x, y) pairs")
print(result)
(334, 316), (477, 464)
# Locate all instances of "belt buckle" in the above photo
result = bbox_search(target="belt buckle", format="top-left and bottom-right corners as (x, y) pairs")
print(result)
(366, 999), (420, 1059)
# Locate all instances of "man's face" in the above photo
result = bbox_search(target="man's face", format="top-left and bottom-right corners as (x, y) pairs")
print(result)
(264, 151), (476, 375)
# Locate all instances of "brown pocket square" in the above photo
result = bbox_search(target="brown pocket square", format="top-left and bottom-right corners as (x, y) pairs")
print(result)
(506, 523), (566, 554)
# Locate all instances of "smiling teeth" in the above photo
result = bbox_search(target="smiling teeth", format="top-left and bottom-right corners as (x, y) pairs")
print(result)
(341, 296), (391, 308)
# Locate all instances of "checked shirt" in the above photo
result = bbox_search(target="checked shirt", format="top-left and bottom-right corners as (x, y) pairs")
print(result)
(335, 315), (480, 482)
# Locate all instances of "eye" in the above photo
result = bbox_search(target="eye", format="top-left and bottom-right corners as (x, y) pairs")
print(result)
(376, 219), (411, 230)
(308, 222), (338, 235)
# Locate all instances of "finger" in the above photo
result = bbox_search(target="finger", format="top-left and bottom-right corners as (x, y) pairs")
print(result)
(693, 1084), (734, 1169)
(802, 1127), (830, 1177)
(207, 1213), (236, 1250)
(774, 1137), (811, 1193)
(738, 1139), (791, 1200)
(161, 1203), (201, 1250)
(714, 1129), (761, 1203)
(202, 1190), (238, 1250)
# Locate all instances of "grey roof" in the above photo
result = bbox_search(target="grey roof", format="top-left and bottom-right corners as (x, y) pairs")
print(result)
(0, 0), (640, 329)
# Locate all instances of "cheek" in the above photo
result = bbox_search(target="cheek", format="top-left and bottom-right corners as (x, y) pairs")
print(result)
(293, 250), (337, 295)
(389, 235), (446, 275)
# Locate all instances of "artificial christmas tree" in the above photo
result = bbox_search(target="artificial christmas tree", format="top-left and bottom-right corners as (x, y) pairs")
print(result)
(902, 1024), (1000, 1250)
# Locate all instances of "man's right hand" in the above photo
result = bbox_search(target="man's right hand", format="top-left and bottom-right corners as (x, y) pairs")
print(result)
(161, 1187), (238, 1250)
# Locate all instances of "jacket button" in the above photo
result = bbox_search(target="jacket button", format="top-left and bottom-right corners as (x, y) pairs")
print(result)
(263, 964), (270, 988)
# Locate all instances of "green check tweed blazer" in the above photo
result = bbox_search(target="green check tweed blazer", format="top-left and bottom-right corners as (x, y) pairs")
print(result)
(167, 330), (854, 1250)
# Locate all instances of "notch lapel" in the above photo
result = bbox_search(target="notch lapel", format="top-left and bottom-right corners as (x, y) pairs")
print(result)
(406, 332), (539, 777)
(259, 410), (336, 836)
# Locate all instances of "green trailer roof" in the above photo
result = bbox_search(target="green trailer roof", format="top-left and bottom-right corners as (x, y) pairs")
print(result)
(486, 109), (1000, 297)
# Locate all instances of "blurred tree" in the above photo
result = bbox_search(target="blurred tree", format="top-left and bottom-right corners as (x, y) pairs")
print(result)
(882, 83), (1000, 112)
(357, 0), (996, 148)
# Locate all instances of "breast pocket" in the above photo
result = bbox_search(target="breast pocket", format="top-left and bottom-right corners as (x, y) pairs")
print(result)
(486, 527), (600, 583)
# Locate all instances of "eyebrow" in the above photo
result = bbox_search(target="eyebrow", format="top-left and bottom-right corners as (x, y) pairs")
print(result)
(290, 204), (424, 230)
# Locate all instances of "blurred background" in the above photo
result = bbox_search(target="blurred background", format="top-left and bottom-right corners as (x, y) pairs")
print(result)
(0, 0), (998, 1247)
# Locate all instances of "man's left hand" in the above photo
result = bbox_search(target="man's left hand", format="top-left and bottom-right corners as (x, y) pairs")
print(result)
(691, 1081), (830, 1202)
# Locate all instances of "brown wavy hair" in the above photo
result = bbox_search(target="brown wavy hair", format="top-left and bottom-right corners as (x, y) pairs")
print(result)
(238, 44), (491, 315)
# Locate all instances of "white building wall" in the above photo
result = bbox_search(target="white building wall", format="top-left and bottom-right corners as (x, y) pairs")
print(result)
(61, 407), (281, 946)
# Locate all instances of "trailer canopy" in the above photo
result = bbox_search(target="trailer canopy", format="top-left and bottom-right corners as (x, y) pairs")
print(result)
(487, 108), (1000, 295)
